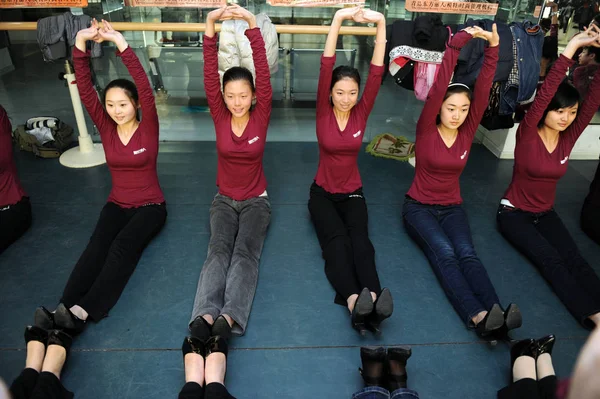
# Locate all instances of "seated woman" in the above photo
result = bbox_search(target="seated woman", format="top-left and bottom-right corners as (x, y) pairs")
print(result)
(9, 326), (73, 399)
(308, 6), (393, 336)
(497, 26), (600, 329)
(35, 19), (167, 334)
(0, 105), (32, 254)
(188, 5), (272, 341)
(403, 25), (521, 337)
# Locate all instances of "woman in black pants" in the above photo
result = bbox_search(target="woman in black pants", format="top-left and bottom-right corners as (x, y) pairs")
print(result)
(178, 333), (234, 399)
(497, 336), (557, 399)
(0, 105), (32, 254)
(9, 326), (73, 399)
(34, 20), (167, 334)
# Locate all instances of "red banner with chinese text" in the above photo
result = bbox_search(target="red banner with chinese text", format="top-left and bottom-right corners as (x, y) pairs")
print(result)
(0, 0), (88, 7)
(267, 0), (364, 6)
(406, 0), (499, 15)
(124, 0), (224, 7)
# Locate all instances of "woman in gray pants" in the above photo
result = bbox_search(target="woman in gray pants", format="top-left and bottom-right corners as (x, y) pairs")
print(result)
(188, 5), (272, 340)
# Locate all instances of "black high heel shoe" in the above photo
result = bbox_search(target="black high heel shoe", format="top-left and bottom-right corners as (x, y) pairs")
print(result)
(205, 335), (229, 358)
(359, 347), (387, 387)
(182, 336), (206, 359)
(510, 338), (537, 368)
(536, 335), (555, 357)
(47, 330), (73, 355)
(387, 346), (412, 391)
(24, 326), (49, 346)
(366, 288), (393, 336)
(189, 316), (212, 341)
(53, 303), (86, 335)
(351, 288), (374, 336)
(503, 303), (522, 332)
(211, 316), (232, 341)
(34, 306), (55, 330)
(475, 304), (505, 337)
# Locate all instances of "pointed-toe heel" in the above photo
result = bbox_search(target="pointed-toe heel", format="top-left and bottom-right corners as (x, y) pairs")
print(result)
(54, 303), (86, 335)
(24, 326), (49, 346)
(367, 288), (393, 335)
(211, 316), (232, 341)
(536, 334), (556, 357)
(34, 306), (55, 330)
(189, 316), (212, 341)
(510, 338), (537, 367)
(352, 288), (374, 336)
(503, 303), (522, 332)
(476, 304), (505, 337)
(182, 336), (206, 359)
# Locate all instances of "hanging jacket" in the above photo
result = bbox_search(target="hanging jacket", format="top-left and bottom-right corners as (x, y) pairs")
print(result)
(218, 13), (279, 82)
(454, 19), (514, 86)
(37, 12), (102, 62)
(499, 21), (544, 115)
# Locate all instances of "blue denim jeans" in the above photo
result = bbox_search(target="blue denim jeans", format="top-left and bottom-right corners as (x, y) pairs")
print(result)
(402, 198), (500, 325)
(352, 386), (419, 399)
(190, 193), (271, 335)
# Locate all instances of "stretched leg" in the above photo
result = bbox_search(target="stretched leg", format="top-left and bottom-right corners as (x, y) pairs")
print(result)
(439, 205), (500, 311)
(30, 331), (74, 399)
(61, 203), (128, 310)
(179, 337), (205, 399)
(221, 196), (270, 334)
(538, 210), (600, 316)
(497, 207), (600, 327)
(9, 335), (44, 399)
(403, 201), (486, 326)
(77, 204), (167, 320)
(204, 338), (236, 399)
(309, 184), (361, 306)
(581, 202), (600, 245)
(190, 195), (239, 326)
(0, 197), (32, 254)
(337, 191), (382, 295)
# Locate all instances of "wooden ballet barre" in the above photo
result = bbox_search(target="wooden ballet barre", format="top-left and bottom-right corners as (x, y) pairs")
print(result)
(0, 21), (376, 35)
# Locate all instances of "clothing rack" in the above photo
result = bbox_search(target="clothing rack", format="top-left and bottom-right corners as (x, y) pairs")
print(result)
(0, 21), (377, 35)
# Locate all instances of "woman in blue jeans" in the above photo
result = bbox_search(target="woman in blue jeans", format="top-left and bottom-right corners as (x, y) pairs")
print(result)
(352, 346), (417, 399)
(402, 25), (521, 337)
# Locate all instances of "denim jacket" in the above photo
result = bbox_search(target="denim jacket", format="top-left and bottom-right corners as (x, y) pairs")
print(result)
(499, 21), (544, 115)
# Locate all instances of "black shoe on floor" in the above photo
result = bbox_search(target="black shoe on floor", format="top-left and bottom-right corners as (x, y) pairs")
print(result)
(366, 288), (393, 336)
(182, 336), (206, 359)
(351, 288), (374, 337)
(24, 326), (49, 346)
(34, 306), (55, 330)
(211, 315), (232, 341)
(536, 334), (556, 357)
(54, 303), (86, 335)
(190, 316), (212, 341)
(475, 304), (504, 337)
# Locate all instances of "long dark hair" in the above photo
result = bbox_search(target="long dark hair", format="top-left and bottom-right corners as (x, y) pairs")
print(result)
(223, 67), (255, 92)
(537, 80), (581, 128)
(103, 79), (140, 121)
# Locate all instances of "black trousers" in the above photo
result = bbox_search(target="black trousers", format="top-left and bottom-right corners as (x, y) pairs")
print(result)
(10, 368), (73, 399)
(308, 182), (381, 304)
(581, 201), (600, 246)
(497, 205), (600, 328)
(497, 376), (557, 399)
(178, 382), (236, 399)
(61, 201), (167, 321)
(0, 197), (32, 254)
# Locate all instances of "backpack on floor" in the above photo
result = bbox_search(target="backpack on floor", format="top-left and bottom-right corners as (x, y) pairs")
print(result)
(12, 117), (74, 159)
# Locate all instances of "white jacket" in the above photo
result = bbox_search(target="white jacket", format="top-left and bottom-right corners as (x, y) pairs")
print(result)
(217, 13), (279, 83)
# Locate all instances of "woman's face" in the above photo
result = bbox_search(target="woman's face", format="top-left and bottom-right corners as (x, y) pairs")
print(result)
(439, 93), (471, 130)
(223, 80), (254, 119)
(105, 88), (138, 125)
(331, 78), (359, 113)
(544, 104), (579, 132)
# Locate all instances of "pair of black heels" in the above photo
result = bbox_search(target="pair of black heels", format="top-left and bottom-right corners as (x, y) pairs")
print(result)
(182, 335), (229, 360)
(34, 303), (87, 336)
(352, 288), (394, 336)
(510, 335), (556, 368)
(190, 315), (232, 342)
(475, 303), (522, 338)
(24, 325), (73, 354)
(359, 346), (412, 392)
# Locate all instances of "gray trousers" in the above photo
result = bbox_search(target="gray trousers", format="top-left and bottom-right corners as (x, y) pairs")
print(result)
(190, 193), (271, 335)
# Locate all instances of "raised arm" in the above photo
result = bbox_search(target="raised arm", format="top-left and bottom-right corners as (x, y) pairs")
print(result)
(416, 30), (473, 134)
(353, 10), (386, 117)
(563, 60), (600, 144)
(98, 20), (158, 130)
(203, 7), (232, 121)
(520, 27), (599, 136)
(74, 20), (114, 136)
(228, 5), (272, 124)
(461, 24), (500, 137)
